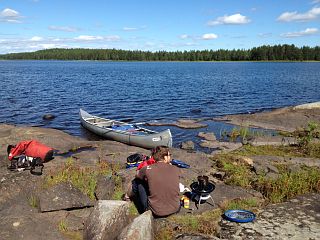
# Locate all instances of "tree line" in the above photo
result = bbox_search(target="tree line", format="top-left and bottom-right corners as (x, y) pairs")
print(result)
(0, 44), (319, 61)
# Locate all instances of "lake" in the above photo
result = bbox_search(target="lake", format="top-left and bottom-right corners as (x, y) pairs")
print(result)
(1, 60), (319, 150)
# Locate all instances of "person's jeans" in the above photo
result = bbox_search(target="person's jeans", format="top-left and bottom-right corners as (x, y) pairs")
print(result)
(131, 178), (149, 214)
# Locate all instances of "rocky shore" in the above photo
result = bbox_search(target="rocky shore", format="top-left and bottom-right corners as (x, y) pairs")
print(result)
(0, 102), (319, 239)
(213, 102), (320, 132)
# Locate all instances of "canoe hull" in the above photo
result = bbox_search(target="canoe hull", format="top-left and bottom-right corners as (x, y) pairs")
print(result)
(79, 109), (172, 149)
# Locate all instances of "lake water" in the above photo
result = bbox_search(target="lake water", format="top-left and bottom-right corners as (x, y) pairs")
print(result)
(1, 60), (319, 150)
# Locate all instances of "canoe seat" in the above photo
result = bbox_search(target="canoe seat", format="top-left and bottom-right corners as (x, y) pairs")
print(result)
(94, 121), (113, 126)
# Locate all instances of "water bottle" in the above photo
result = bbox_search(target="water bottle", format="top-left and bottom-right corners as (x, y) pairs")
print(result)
(183, 196), (190, 209)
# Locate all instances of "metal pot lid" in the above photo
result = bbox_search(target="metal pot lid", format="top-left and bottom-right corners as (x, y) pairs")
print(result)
(190, 182), (215, 194)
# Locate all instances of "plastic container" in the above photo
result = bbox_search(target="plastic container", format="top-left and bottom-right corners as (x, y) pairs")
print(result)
(183, 196), (190, 209)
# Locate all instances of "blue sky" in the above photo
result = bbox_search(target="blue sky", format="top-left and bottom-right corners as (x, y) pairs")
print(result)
(0, 0), (319, 54)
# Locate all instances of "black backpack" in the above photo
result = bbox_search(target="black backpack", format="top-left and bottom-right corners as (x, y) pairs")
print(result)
(126, 153), (148, 168)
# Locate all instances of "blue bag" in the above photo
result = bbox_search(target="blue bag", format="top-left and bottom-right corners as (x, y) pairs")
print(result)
(171, 159), (190, 168)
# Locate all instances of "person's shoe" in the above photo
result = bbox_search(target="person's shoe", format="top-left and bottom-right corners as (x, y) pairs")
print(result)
(7, 164), (17, 171)
(7, 159), (18, 171)
(121, 193), (131, 202)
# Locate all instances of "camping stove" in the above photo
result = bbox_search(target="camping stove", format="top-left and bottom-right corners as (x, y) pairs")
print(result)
(190, 175), (215, 209)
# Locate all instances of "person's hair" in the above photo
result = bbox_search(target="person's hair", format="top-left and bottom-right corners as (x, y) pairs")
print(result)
(152, 146), (170, 162)
(7, 145), (15, 155)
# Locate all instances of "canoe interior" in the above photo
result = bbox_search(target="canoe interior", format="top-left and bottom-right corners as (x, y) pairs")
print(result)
(84, 116), (157, 136)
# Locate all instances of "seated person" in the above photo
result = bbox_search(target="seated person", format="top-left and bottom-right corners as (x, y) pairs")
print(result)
(136, 148), (157, 171)
(131, 146), (181, 217)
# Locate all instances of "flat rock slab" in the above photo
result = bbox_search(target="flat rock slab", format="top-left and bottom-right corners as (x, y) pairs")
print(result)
(293, 101), (320, 110)
(176, 119), (208, 129)
(213, 182), (263, 207)
(213, 106), (320, 132)
(94, 175), (115, 200)
(199, 140), (242, 153)
(147, 119), (208, 129)
(251, 155), (320, 168)
(249, 136), (296, 146)
(39, 182), (94, 212)
(198, 132), (217, 141)
(181, 140), (195, 150)
(64, 209), (92, 231)
(218, 193), (320, 239)
(0, 124), (88, 154)
(0, 200), (67, 240)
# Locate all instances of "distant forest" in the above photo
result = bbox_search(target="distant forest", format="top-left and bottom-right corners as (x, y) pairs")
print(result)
(1, 44), (319, 61)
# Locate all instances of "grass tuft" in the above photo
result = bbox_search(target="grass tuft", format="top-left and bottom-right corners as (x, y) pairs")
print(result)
(255, 166), (320, 203)
(129, 202), (139, 216)
(58, 219), (68, 232)
(213, 152), (320, 204)
(28, 195), (38, 208)
(215, 154), (254, 187)
(220, 197), (262, 212)
(155, 209), (222, 239)
(45, 157), (113, 200)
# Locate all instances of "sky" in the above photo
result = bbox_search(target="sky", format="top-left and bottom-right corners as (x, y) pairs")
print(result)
(0, 0), (319, 54)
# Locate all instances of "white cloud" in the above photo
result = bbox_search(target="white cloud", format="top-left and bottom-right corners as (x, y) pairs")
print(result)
(48, 25), (80, 32)
(74, 35), (104, 41)
(208, 13), (251, 26)
(123, 27), (138, 31)
(29, 43), (60, 49)
(30, 36), (44, 41)
(0, 37), (69, 53)
(103, 35), (120, 42)
(311, 0), (320, 4)
(185, 42), (197, 46)
(179, 33), (218, 41)
(122, 26), (146, 31)
(1, 8), (19, 17)
(202, 33), (218, 40)
(74, 35), (120, 41)
(277, 7), (320, 22)
(0, 8), (22, 23)
(258, 33), (272, 38)
(104, 35), (121, 41)
(179, 34), (190, 39)
(0, 34), (123, 53)
(281, 27), (318, 38)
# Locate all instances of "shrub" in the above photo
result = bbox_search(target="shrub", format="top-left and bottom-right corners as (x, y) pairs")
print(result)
(215, 155), (253, 187)
(254, 166), (320, 203)
(295, 121), (320, 154)
(214, 154), (320, 203)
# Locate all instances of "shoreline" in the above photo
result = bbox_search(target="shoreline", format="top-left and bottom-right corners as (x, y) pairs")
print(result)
(1, 59), (320, 62)
(0, 103), (319, 239)
(212, 102), (320, 132)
